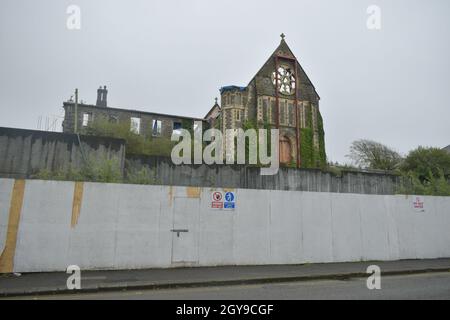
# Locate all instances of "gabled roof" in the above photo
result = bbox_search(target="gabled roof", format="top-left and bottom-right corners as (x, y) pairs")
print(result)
(204, 102), (221, 119)
(249, 37), (320, 100)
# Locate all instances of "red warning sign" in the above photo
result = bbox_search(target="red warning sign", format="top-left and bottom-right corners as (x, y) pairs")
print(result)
(212, 192), (222, 201)
(211, 202), (223, 209)
(211, 191), (223, 209)
(413, 196), (425, 212)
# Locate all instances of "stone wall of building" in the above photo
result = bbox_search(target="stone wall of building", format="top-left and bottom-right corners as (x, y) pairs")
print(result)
(62, 102), (206, 139)
(218, 38), (326, 168)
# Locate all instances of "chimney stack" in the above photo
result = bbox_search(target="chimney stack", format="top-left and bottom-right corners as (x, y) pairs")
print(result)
(102, 85), (108, 107)
(96, 85), (108, 107)
(96, 86), (102, 106)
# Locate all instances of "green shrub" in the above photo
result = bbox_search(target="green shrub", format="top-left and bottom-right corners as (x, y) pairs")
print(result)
(81, 157), (122, 183)
(125, 166), (159, 185)
(396, 169), (450, 196)
(33, 156), (122, 183)
(400, 146), (450, 182)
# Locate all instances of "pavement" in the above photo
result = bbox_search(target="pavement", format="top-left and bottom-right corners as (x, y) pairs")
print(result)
(1, 258), (449, 298)
(14, 272), (450, 300)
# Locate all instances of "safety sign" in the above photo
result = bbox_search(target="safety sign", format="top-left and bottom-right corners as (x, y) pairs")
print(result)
(211, 191), (223, 209)
(210, 191), (236, 210)
(224, 191), (235, 210)
(413, 196), (425, 212)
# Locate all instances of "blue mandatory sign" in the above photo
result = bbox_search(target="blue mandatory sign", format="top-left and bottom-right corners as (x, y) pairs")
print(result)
(224, 202), (235, 209)
(224, 192), (236, 209)
(225, 192), (235, 202)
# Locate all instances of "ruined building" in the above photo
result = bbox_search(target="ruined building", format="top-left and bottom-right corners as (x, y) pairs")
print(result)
(62, 86), (206, 140)
(62, 35), (326, 167)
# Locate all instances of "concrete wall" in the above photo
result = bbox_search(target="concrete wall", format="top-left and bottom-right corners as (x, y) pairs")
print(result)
(0, 127), (400, 195)
(0, 178), (448, 273)
(0, 127), (126, 178)
(126, 156), (400, 195)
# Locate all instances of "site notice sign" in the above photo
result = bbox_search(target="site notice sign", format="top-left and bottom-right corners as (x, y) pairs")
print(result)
(211, 190), (236, 210)
(224, 191), (235, 210)
(413, 196), (425, 212)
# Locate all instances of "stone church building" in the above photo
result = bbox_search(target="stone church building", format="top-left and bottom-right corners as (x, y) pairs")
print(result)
(62, 35), (326, 168)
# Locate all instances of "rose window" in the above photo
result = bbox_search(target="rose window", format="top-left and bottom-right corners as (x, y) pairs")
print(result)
(272, 66), (296, 95)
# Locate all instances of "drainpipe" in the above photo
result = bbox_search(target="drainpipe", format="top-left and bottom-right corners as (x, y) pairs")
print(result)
(294, 63), (300, 168)
(74, 88), (78, 134)
(275, 56), (280, 165)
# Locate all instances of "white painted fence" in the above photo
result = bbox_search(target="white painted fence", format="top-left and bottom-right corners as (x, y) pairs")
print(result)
(0, 179), (449, 273)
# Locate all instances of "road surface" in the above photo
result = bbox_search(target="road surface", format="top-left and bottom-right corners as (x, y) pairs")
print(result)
(8, 271), (450, 300)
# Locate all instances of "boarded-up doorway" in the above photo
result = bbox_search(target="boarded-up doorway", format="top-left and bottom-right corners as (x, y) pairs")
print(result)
(171, 197), (200, 266)
(280, 136), (292, 164)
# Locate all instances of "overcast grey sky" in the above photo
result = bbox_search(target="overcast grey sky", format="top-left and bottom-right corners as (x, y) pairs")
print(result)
(1, 0), (449, 163)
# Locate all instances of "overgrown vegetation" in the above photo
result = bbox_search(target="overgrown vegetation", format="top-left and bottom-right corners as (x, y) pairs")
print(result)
(317, 112), (327, 167)
(33, 156), (122, 183)
(346, 139), (450, 196)
(299, 105), (326, 168)
(396, 147), (450, 196)
(33, 156), (163, 185)
(124, 166), (160, 185)
(397, 169), (450, 196)
(85, 118), (176, 157)
(32, 113), (449, 196)
(239, 119), (272, 166)
(300, 128), (314, 167)
(400, 147), (450, 182)
(82, 112), (328, 169)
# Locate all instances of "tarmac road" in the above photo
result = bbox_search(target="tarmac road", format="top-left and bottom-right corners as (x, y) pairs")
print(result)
(10, 271), (450, 300)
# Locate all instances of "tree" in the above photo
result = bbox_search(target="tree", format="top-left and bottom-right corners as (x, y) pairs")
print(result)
(400, 146), (450, 182)
(347, 139), (402, 170)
